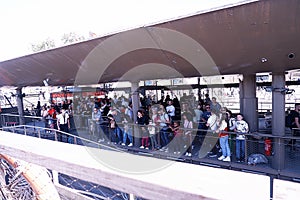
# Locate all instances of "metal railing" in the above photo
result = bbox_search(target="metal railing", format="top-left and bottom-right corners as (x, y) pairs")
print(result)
(1, 113), (300, 191)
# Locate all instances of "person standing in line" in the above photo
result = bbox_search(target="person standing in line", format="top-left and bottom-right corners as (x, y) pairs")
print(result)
(204, 93), (211, 105)
(169, 121), (183, 154)
(48, 104), (57, 132)
(182, 112), (194, 157)
(136, 110), (149, 149)
(288, 103), (300, 149)
(149, 107), (159, 150)
(157, 107), (171, 151)
(166, 100), (176, 122)
(217, 113), (231, 162)
(92, 107), (104, 143)
(231, 113), (249, 162)
(205, 109), (220, 158)
(198, 104), (211, 145)
(40, 105), (49, 129)
(148, 119), (158, 150)
(56, 107), (70, 142)
(210, 97), (222, 113)
(225, 108), (236, 153)
(107, 114), (119, 144)
(121, 115), (133, 147)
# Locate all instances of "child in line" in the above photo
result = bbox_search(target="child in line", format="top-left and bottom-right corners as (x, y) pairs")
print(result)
(231, 113), (249, 162)
(169, 121), (183, 154)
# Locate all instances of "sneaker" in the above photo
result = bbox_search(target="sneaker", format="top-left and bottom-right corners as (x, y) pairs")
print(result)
(223, 157), (231, 162)
(218, 155), (225, 161)
(128, 143), (133, 147)
(145, 147), (149, 150)
(209, 154), (217, 158)
(177, 151), (181, 154)
(188, 153), (192, 157)
(140, 146), (144, 149)
(185, 152), (189, 156)
(121, 143), (126, 146)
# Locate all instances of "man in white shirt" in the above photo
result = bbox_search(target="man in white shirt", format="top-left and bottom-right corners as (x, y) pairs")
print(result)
(56, 107), (70, 142)
(166, 100), (175, 122)
(205, 109), (220, 158)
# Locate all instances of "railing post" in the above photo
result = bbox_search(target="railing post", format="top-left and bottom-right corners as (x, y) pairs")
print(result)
(38, 128), (41, 138)
(74, 136), (77, 145)
(55, 132), (58, 141)
(52, 170), (59, 185)
(129, 193), (135, 200)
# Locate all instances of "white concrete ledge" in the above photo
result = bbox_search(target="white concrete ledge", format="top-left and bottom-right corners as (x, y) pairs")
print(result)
(0, 131), (270, 200)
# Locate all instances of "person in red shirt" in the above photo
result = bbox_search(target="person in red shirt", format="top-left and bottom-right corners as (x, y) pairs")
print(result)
(47, 105), (57, 130)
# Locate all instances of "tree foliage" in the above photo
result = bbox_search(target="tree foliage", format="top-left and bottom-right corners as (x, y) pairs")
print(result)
(61, 32), (85, 45)
(31, 38), (56, 52)
(30, 31), (90, 53)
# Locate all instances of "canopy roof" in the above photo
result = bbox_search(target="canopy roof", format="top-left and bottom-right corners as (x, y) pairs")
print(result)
(0, 0), (299, 87)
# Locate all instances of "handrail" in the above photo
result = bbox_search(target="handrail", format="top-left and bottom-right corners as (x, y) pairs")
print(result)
(1, 113), (42, 120)
(1, 124), (123, 153)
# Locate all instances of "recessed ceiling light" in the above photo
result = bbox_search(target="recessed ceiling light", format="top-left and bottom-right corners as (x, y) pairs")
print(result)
(288, 53), (295, 59)
(261, 58), (267, 63)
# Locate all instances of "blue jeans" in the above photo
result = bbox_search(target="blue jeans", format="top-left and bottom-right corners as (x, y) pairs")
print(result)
(236, 139), (245, 160)
(110, 127), (122, 143)
(122, 128), (133, 144)
(150, 134), (158, 149)
(160, 128), (170, 147)
(219, 135), (231, 157)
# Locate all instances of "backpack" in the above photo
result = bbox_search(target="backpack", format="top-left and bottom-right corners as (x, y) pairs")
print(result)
(285, 113), (294, 128)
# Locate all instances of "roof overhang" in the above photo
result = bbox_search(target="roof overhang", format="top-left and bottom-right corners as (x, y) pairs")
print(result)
(0, 0), (299, 87)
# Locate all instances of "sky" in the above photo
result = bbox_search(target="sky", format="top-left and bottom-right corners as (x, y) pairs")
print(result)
(0, 0), (252, 62)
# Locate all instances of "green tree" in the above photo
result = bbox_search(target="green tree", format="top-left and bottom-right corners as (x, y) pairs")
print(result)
(61, 32), (85, 45)
(31, 38), (56, 52)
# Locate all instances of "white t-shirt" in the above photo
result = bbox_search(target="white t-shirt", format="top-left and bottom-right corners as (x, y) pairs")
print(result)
(166, 105), (175, 117)
(57, 112), (69, 125)
(207, 114), (218, 131)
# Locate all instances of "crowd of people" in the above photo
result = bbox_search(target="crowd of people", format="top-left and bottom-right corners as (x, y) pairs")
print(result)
(37, 93), (251, 162)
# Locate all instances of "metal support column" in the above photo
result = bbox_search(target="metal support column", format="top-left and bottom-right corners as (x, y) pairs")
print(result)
(16, 87), (25, 125)
(131, 82), (140, 147)
(271, 72), (285, 170)
(240, 74), (258, 132)
(197, 77), (201, 101)
(240, 74), (258, 158)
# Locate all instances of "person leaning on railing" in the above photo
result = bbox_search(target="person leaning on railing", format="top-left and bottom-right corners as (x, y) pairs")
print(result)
(40, 106), (48, 129)
(56, 107), (70, 142)
(216, 113), (231, 162)
(288, 103), (300, 149)
(92, 107), (105, 143)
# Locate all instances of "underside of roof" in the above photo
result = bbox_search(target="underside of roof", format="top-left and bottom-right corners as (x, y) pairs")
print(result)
(0, 0), (300, 87)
